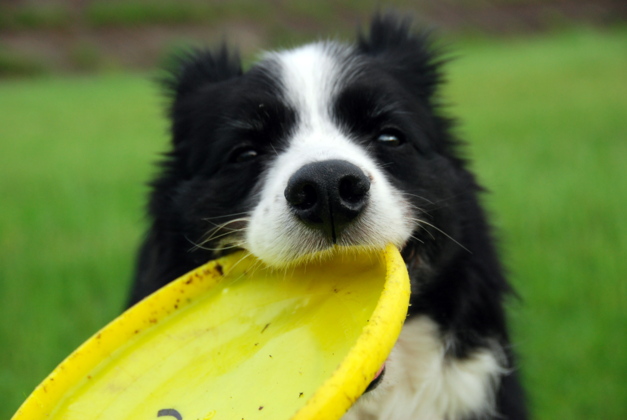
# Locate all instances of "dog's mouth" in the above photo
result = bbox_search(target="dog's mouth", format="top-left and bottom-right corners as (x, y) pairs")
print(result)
(365, 362), (386, 393)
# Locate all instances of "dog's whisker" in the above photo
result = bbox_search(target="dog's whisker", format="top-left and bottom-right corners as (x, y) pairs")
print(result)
(202, 212), (250, 222)
(270, 143), (279, 157)
(184, 235), (209, 252)
(185, 221), (248, 252)
(189, 241), (244, 253)
(197, 217), (250, 245)
(408, 233), (425, 244)
(202, 216), (251, 230)
(413, 219), (472, 254)
(227, 251), (257, 275)
(403, 193), (438, 206)
(198, 227), (247, 246)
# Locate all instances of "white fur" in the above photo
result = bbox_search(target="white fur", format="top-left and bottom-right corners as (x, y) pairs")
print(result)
(245, 43), (414, 266)
(343, 316), (506, 420)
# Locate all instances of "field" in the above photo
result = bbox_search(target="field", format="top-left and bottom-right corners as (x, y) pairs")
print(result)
(1, 27), (626, 418)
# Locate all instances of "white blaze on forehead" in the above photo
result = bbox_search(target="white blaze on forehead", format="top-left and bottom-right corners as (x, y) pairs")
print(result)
(245, 43), (413, 266)
(264, 42), (355, 129)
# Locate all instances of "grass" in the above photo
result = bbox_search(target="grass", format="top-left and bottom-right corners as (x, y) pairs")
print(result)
(1, 27), (626, 418)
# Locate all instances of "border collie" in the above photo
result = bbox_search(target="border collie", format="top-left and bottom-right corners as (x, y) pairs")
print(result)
(129, 14), (527, 420)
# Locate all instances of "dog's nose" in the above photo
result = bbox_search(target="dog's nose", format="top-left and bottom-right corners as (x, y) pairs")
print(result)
(284, 159), (370, 242)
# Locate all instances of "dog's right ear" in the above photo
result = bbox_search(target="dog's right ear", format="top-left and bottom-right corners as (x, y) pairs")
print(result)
(160, 45), (242, 148)
(161, 45), (242, 101)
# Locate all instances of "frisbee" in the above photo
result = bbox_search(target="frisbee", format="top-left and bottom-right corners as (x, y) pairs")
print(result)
(13, 244), (410, 420)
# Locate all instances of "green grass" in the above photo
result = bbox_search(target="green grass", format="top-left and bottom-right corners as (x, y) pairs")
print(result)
(1, 27), (626, 418)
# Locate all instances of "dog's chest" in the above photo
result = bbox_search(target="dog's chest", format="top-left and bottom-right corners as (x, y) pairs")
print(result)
(342, 316), (504, 420)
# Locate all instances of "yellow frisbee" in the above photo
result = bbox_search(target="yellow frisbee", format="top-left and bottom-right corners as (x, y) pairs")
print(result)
(13, 244), (410, 420)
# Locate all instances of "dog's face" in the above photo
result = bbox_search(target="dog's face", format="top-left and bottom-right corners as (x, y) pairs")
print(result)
(158, 19), (467, 271)
(246, 43), (419, 265)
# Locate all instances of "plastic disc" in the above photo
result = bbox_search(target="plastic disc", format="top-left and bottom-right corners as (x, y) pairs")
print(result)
(13, 244), (410, 420)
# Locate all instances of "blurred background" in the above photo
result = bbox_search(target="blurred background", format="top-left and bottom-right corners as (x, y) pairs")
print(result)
(1, 0), (625, 418)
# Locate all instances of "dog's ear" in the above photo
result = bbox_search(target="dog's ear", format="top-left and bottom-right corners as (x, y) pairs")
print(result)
(161, 45), (242, 101)
(357, 13), (446, 101)
(159, 45), (242, 154)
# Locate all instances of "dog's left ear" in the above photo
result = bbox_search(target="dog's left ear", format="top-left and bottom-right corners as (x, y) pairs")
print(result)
(357, 13), (445, 101)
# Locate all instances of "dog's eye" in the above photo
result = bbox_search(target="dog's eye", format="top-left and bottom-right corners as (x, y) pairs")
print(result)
(230, 147), (259, 163)
(376, 130), (404, 147)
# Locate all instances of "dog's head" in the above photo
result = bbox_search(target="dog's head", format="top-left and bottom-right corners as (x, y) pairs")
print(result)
(152, 15), (474, 271)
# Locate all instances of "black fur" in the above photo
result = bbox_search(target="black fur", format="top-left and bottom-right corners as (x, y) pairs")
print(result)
(130, 14), (527, 420)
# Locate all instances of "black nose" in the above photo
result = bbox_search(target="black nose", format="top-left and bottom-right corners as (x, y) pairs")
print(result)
(284, 159), (370, 242)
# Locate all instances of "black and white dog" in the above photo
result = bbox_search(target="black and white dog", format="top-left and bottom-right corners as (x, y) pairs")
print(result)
(130, 14), (527, 420)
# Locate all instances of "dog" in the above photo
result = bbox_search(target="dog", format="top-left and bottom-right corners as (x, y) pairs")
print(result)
(129, 14), (528, 420)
